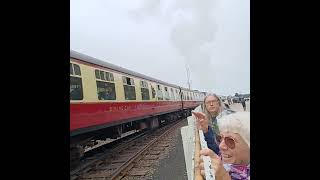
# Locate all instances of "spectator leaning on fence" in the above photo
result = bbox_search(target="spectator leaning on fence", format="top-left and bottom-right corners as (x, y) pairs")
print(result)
(199, 112), (250, 180)
(193, 93), (235, 155)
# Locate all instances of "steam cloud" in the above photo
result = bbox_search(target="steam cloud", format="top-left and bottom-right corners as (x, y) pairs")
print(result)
(130, 0), (218, 91)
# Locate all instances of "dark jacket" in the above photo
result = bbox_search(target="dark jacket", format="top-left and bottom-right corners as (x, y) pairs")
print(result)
(204, 126), (220, 155)
(204, 109), (235, 155)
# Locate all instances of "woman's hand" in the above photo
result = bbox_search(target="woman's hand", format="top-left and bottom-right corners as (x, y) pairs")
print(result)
(192, 111), (209, 133)
(199, 148), (231, 180)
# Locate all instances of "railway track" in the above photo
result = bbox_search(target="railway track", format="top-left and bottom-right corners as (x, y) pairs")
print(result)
(71, 119), (186, 180)
(71, 130), (147, 179)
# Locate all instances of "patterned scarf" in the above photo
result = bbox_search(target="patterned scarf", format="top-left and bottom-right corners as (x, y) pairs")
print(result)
(223, 163), (250, 180)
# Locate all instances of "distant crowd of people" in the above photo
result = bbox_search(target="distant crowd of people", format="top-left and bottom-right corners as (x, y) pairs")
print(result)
(222, 95), (248, 111)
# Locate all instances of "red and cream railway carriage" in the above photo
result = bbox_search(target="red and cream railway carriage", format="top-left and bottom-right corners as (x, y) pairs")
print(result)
(70, 50), (206, 164)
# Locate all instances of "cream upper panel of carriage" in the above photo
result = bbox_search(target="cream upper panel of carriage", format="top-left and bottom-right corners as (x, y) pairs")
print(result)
(194, 92), (201, 101)
(70, 58), (124, 102)
(193, 91), (204, 101)
(180, 89), (199, 101)
(119, 75), (179, 102)
(167, 86), (180, 101)
(190, 91), (197, 101)
(70, 58), (182, 103)
(115, 74), (182, 102)
(90, 66), (147, 102)
(181, 90), (190, 101)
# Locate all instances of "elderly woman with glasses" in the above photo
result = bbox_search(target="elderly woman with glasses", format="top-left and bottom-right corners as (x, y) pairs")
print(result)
(196, 112), (250, 180)
(193, 93), (235, 155)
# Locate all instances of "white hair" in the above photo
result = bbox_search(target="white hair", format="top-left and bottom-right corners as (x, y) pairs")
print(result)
(217, 112), (250, 147)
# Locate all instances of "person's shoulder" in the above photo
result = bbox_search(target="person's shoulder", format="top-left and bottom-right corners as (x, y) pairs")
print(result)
(224, 108), (236, 114)
(217, 109), (235, 119)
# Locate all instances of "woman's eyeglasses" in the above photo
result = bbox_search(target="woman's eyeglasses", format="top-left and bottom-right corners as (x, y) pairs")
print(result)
(205, 99), (219, 105)
(216, 134), (237, 149)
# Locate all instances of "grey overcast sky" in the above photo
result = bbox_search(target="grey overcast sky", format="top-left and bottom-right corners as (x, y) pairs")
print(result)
(70, 0), (249, 96)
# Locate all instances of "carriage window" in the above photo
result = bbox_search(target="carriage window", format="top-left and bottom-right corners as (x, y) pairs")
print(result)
(96, 70), (115, 82)
(124, 86), (136, 100)
(95, 70), (100, 79)
(123, 77), (135, 85)
(140, 80), (148, 88)
(105, 72), (110, 81)
(175, 89), (179, 100)
(96, 81), (116, 100)
(70, 63), (83, 100)
(105, 72), (112, 81)
(141, 88), (150, 100)
(151, 85), (156, 98)
(123, 76), (136, 100)
(95, 70), (115, 100)
(100, 71), (105, 80)
(170, 88), (175, 100)
(157, 84), (163, 100)
(73, 64), (81, 76)
(70, 63), (81, 76)
(70, 76), (83, 100)
(109, 73), (114, 81)
(164, 86), (169, 100)
(140, 80), (150, 100)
